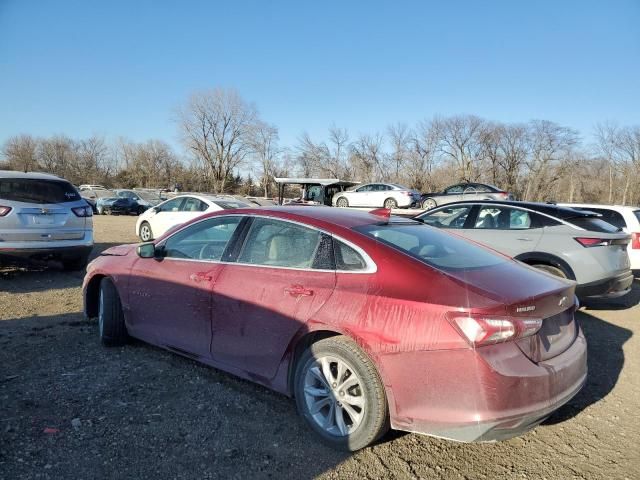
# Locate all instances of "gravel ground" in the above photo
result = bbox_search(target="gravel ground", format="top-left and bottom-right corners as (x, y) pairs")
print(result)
(1, 215), (639, 479)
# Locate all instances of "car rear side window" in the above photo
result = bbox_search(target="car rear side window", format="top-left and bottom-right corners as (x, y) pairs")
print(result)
(0, 179), (80, 204)
(474, 206), (533, 230)
(333, 239), (367, 271)
(355, 223), (506, 271)
(211, 200), (250, 209)
(238, 218), (323, 269)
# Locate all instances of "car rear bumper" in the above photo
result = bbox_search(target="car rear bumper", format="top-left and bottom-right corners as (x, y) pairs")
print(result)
(380, 327), (587, 442)
(576, 269), (634, 299)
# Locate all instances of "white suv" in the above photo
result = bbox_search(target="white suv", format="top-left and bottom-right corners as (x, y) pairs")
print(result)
(559, 203), (640, 272)
(0, 171), (94, 270)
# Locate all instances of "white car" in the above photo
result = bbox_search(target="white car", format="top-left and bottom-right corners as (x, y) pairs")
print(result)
(135, 194), (250, 242)
(332, 183), (420, 209)
(559, 203), (640, 272)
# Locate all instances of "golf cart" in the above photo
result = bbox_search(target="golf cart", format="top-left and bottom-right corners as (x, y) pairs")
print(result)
(274, 178), (359, 206)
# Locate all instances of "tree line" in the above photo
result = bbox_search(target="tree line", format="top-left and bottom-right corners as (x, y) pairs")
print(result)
(2, 88), (639, 204)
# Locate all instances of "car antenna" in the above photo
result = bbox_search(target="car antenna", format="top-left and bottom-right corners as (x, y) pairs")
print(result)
(370, 207), (391, 223)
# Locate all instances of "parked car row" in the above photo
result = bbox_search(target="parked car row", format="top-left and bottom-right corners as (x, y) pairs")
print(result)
(329, 182), (514, 210)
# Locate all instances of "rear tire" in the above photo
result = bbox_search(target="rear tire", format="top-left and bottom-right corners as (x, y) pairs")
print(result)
(294, 336), (389, 451)
(383, 198), (397, 209)
(531, 264), (568, 279)
(139, 221), (154, 242)
(422, 198), (437, 210)
(336, 197), (349, 208)
(98, 278), (128, 347)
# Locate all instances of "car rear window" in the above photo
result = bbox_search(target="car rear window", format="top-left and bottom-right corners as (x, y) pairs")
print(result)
(354, 223), (506, 271)
(0, 179), (81, 204)
(573, 208), (627, 229)
(567, 216), (621, 233)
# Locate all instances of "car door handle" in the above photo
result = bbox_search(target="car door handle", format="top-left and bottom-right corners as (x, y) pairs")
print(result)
(516, 237), (533, 242)
(189, 272), (214, 283)
(284, 285), (314, 297)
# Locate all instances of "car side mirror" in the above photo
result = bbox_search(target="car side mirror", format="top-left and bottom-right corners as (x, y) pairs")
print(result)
(152, 206), (161, 213)
(137, 243), (157, 258)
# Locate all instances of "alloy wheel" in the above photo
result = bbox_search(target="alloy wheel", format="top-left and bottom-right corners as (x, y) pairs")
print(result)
(303, 356), (365, 437)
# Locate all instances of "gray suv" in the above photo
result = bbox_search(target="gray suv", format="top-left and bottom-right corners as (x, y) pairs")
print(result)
(0, 171), (94, 270)
(416, 200), (633, 300)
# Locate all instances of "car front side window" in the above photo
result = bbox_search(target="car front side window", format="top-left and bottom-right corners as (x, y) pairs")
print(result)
(159, 198), (184, 212)
(422, 206), (473, 229)
(163, 216), (242, 261)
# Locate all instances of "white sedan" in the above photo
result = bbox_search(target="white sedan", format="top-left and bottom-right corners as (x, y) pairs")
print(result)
(135, 194), (250, 241)
(332, 183), (420, 209)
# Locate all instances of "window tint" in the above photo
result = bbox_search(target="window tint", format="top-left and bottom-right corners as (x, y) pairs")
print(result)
(445, 185), (463, 194)
(474, 206), (532, 230)
(355, 224), (505, 271)
(0, 179), (80, 204)
(238, 218), (322, 268)
(576, 208), (627, 229)
(420, 206), (472, 229)
(163, 216), (241, 260)
(334, 239), (367, 271)
(160, 198), (184, 212)
(356, 185), (372, 192)
(183, 197), (207, 212)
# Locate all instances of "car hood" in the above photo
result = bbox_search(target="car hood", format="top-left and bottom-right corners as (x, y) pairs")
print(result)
(100, 244), (136, 257)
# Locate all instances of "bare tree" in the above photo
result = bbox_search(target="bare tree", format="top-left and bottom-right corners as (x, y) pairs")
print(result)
(177, 88), (258, 192)
(350, 133), (385, 182)
(433, 115), (485, 182)
(387, 122), (411, 182)
(3, 135), (39, 172)
(251, 121), (280, 197)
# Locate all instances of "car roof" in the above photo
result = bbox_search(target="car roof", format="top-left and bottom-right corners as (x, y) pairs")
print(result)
(0, 170), (65, 181)
(558, 203), (640, 212)
(202, 205), (397, 229)
(429, 200), (597, 220)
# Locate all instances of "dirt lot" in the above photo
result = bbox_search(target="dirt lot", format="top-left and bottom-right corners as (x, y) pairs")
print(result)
(1, 215), (639, 479)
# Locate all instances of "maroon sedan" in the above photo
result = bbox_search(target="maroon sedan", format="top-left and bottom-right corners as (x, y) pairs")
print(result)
(83, 207), (587, 450)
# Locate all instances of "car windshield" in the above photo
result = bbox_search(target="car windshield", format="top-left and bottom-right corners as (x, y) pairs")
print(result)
(354, 222), (506, 271)
(211, 200), (250, 209)
(0, 178), (81, 204)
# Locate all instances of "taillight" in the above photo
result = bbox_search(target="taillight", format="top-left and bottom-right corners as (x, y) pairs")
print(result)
(72, 206), (93, 217)
(0, 206), (11, 216)
(575, 237), (610, 247)
(497, 192), (509, 199)
(448, 314), (543, 347)
(401, 191), (412, 196)
(632, 233), (640, 250)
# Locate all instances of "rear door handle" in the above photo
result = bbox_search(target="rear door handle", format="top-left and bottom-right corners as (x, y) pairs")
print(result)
(189, 272), (214, 283)
(517, 238), (533, 242)
(284, 285), (314, 297)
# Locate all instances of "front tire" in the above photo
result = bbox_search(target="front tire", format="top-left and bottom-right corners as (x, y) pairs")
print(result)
(294, 336), (389, 451)
(139, 221), (154, 242)
(422, 198), (437, 210)
(336, 197), (349, 208)
(98, 278), (128, 347)
(383, 198), (397, 209)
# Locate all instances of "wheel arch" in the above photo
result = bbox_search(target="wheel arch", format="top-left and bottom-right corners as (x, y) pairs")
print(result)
(84, 273), (107, 318)
(514, 252), (576, 280)
(286, 328), (342, 395)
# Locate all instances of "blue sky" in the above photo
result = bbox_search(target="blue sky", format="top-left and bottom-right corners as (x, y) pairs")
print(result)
(0, 0), (638, 152)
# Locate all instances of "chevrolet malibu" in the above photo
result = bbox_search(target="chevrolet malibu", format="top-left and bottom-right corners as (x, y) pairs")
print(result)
(83, 207), (587, 450)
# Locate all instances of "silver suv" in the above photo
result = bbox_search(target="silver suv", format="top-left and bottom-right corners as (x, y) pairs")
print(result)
(416, 200), (633, 300)
(0, 171), (94, 270)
